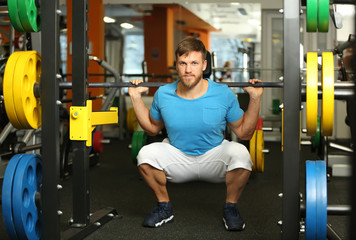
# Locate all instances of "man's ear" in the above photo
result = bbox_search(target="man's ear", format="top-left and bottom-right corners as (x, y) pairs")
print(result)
(203, 59), (207, 71)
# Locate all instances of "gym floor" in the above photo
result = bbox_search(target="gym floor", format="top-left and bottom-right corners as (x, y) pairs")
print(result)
(0, 138), (351, 240)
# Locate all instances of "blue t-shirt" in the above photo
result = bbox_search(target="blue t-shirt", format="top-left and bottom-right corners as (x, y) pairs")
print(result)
(150, 78), (244, 155)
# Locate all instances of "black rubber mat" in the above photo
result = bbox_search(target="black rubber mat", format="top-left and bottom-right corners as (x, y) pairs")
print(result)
(0, 139), (351, 239)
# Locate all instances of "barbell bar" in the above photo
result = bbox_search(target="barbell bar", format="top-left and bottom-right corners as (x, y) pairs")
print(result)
(36, 81), (355, 92)
(57, 81), (285, 89)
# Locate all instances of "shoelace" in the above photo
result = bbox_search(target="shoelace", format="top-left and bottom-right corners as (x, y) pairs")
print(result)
(227, 206), (238, 217)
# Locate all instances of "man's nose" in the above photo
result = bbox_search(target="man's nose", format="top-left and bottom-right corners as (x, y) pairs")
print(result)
(185, 64), (192, 72)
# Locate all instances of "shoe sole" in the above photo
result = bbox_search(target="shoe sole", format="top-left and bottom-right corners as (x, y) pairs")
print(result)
(223, 218), (245, 231)
(147, 215), (174, 228)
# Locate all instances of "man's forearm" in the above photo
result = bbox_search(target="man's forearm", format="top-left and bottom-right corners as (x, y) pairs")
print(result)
(130, 94), (159, 135)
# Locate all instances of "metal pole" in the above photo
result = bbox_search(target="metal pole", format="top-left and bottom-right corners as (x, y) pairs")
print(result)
(282, 0), (301, 239)
(41, 0), (61, 238)
(71, 0), (90, 227)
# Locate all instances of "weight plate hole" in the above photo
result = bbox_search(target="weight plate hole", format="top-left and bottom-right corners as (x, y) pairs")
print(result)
(28, 58), (34, 74)
(23, 188), (30, 208)
(24, 74), (29, 91)
(36, 60), (41, 78)
(27, 165), (34, 185)
(26, 212), (34, 232)
(35, 219), (41, 237)
(26, 97), (31, 114)
(32, 107), (39, 125)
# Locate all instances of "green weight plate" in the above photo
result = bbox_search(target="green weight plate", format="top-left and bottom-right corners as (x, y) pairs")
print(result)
(8, 0), (25, 32)
(131, 131), (147, 164)
(312, 116), (321, 149)
(137, 131), (147, 150)
(272, 99), (280, 115)
(18, 0), (41, 32)
(318, 0), (329, 32)
(306, 0), (317, 32)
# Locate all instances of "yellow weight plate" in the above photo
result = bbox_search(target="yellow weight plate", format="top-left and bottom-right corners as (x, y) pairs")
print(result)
(256, 130), (264, 172)
(249, 131), (256, 171)
(13, 51), (41, 129)
(306, 52), (318, 136)
(3, 52), (25, 129)
(126, 108), (138, 132)
(321, 52), (334, 136)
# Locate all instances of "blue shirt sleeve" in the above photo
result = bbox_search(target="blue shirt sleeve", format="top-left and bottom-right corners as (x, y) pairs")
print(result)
(226, 89), (244, 123)
(149, 89), (163, 121)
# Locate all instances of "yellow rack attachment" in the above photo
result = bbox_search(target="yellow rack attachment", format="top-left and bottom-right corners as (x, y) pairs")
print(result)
(70, 100), (118, 147)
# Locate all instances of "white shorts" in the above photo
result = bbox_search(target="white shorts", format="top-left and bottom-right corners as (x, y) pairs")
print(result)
(137, 139), (252, 183)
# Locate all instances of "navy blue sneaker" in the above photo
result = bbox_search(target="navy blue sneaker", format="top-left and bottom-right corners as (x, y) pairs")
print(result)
(143, 202), (174, 228)
(223, 202), (245, 231)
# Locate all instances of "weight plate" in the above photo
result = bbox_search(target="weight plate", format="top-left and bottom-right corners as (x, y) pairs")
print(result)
(312, 116), (321, 150)
(305, 161), (317, 239)
(2, 154), (23, 240)
(13, 51), (42, 129)
(126, 108), (138, 132)
(12, 154), (42, 240)
(256, 130), (264, 172)
(315, 160), (327, 239)
(321, 52), (334, 136)
(137, 131), (147, 154)
(93, 130), (104, 153)
(18, 0), (41, 32)
(8, 0), (25, 32)
(272, 99), (280, 115)
(318, 0), (329, 32)
(4, 52), (25, 129)
(306, 0), (317, 32)
(249, 131), (256, 171)
(306, 52), (318, 136)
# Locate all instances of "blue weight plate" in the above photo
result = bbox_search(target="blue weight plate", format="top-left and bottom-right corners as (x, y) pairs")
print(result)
(305, 161), (317, 239)
(12, 154), (42, 240)
(2, 154), (23, 239)
(315, 160), (327, 239)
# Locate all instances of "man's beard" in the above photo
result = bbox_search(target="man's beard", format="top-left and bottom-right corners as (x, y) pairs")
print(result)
(180, 72), (203, 89)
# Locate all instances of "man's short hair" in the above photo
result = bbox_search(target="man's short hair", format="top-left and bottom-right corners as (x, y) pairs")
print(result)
(175, 37), (207, 61)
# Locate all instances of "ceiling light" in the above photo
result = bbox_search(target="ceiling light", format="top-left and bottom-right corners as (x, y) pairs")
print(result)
(120, 22), (134, 29)
(103, 16), (116, 23)
(231, 3), (240, 6)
